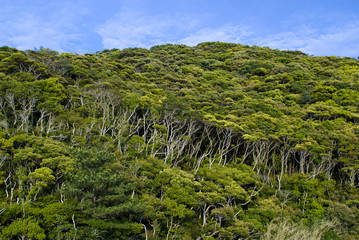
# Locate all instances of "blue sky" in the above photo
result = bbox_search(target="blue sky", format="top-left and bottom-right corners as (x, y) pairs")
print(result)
(1, 0), (359, 57)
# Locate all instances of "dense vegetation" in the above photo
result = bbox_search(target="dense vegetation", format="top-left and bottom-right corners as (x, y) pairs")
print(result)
(0, 42), (358, 239)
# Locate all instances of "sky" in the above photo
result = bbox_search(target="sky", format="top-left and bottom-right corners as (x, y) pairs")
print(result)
(1, 0), (359, 57)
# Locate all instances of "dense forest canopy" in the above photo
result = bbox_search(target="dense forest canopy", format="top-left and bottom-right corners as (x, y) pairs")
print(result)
(0, 42), (358, 239)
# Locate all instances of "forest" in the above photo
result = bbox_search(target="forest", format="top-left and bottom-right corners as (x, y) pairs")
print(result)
(0, 42), (358, 239)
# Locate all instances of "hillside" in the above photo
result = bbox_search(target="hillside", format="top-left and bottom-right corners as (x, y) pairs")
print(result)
(0, 43), (358, 239)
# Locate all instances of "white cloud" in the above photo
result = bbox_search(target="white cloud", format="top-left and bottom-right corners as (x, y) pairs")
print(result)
(96, 5), (359, 58)
(0, 1), (90, 52)
(301, 27), (359, 57)
(0, 15), (82, 52)
(253, 24), (359, 57)
(3, 1), (357, 57)
(95, 8), (200, 50)
(179, 25), (252, 46)
(96, 7), (254, 50)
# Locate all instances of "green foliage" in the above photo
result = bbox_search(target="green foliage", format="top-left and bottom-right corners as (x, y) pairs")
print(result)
(0, 43), (358, 239)
(325, 203), (359, 237)
(1, 218), (46, 240)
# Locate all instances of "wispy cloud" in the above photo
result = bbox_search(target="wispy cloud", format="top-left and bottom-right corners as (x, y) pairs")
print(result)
(2, 1), (359, 57)
(179, 25), (252, 46)
(300, 26), (359, 57)
(95, 8), (200, 49)
(0, 1), (91, 52)
(252, 23), (359, 57)
(95, 3), (359, 58)
(0, 15), (82, 52)
(95, 7), (254, 50)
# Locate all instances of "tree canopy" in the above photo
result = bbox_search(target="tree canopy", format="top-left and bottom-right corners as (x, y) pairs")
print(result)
(0, 43), (358, 239)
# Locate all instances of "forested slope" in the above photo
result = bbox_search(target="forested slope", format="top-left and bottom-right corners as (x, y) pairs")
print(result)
(0, 43), (358, 239)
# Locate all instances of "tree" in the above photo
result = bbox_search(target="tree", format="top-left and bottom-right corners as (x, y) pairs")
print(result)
(1, 218), (46, 240)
